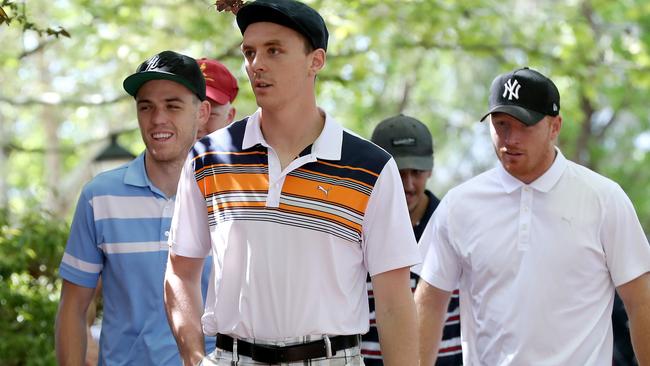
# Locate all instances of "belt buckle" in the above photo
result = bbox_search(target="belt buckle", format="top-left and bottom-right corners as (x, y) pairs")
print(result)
(323, 335), (332, 358)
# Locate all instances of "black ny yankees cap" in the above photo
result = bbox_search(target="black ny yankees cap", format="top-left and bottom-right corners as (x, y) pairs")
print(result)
(480, 67), (560, 126)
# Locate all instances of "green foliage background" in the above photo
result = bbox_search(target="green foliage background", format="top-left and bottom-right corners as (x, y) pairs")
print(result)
(1, 0), (650, 364)
(0, 208), (67, 365)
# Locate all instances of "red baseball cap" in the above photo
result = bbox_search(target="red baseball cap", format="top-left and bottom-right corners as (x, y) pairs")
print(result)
(197, 58), (239, 104)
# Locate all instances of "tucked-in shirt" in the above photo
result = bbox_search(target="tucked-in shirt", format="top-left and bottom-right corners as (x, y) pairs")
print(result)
(59, 153), (213, 366)
(170, 109), (421, 340)
(420, 149), (650, 365)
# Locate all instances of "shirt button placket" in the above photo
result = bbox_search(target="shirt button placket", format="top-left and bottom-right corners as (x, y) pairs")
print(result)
(518, 187), (533, 249)
(162, 200), (173, 249)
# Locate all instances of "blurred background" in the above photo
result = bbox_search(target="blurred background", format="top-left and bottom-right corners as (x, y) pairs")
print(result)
(1, 0), (649, 364)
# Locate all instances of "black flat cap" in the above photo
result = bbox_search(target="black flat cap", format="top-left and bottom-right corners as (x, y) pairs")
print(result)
(236, 0), (329, 51)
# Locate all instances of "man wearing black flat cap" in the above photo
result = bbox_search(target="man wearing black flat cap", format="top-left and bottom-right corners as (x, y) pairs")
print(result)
(164, 1), (420, 365)
(415, 67), (650, 365)
(56, 50), (213, 365)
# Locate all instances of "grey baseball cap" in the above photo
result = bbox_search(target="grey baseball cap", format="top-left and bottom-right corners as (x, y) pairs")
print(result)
(371, 114), (433, 171)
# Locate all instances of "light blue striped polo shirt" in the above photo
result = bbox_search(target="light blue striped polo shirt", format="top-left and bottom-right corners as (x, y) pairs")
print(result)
(59, 153), (214, 366)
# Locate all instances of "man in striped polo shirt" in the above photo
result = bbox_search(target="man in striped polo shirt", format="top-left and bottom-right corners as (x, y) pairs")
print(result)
(164, 1), (421, 365)
(362, 115), (462, 365)
(55, 51), (213, 366)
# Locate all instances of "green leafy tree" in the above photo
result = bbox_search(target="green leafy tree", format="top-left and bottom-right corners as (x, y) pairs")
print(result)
(0, 207), (68, 365)
(1, 2), (650, 363)
(0, 0), (69, 37)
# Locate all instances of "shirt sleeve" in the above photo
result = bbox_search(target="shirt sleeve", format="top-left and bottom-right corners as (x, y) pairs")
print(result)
(419, 196), (462, 292)
(362, 158), (421, 276)
(58, 187), (103, 288)
(168, 155), (212, 258)
(601, 184), (650, 287)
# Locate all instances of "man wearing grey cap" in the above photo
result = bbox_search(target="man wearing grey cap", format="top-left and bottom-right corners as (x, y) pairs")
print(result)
(164, 1), (420, 365)
(415, 67), (650, 365)
(363, 115), (462, 365)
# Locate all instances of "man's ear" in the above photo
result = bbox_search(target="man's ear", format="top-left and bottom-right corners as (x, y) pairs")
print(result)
(197, 100), (211, 127)
(309, 49), (326, 75)
(551, 115), (562, 140)
(227, 106), (236, 124)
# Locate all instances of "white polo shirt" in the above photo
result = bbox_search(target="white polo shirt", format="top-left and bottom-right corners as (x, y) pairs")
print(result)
(170, 109), (420, 340)
(420, 149), (650, 365)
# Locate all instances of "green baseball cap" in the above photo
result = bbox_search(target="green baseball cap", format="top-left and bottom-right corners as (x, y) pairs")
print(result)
(371, 114), (434, 171)
(123, 50), (206, 101)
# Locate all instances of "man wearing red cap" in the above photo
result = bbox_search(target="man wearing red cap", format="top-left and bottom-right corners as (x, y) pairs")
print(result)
(196, 58), (239, 139)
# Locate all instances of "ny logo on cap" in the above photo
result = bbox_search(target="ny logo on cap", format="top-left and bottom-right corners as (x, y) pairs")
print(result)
(502, 78), (521, 101)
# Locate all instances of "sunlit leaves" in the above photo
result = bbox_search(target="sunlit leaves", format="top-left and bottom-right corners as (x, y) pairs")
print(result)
(0, 0), (70, 38)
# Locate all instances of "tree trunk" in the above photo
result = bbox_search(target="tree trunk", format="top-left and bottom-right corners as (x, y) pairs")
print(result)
(37, 52), (64, 215)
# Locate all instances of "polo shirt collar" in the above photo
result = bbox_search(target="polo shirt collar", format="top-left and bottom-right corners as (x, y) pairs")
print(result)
(241, 108), (342, 161)
(123, 153), (148, 187)
(123, 152), (168, 197)
(498, 147), (568, 193)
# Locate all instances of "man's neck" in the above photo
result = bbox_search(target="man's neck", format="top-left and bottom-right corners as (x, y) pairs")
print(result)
(144, 154), (184, 197)
(259, 102), (325, 170)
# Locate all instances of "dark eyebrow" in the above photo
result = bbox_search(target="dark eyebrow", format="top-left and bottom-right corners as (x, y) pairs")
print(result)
(241, 39), (284, 50)
(136, 96), (185, 105)
(164, 97), (185, 103)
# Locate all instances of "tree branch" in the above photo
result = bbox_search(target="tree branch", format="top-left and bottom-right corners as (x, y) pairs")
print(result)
(0, 95), (130, 107)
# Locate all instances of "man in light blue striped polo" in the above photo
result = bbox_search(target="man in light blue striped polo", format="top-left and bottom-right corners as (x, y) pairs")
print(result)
(55, 50), (213, 366)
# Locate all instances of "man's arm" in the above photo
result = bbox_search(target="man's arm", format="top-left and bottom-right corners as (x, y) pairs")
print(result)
(84, 279), (102, 366)
(55, 280), (97, 366)
(371, 267), (419, 366)
(617, 271), (650, 365)
(164, 252), (206, 366)
(414, 280), (452, 366)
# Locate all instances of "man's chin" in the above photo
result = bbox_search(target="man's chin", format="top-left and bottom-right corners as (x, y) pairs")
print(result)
(407, 202), (418, 213)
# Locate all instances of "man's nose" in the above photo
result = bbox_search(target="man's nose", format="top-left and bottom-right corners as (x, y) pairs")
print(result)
(150, 107), (167, 125)
(251, 53), (266, 73)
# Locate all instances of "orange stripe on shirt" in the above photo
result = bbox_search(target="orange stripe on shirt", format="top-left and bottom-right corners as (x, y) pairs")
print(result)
(296, 167), (374, 191)
(283, 175), (370, 213)
(315, 160), (380, 178)
(198, 172), (269, 197)
(207, 201), (267, 214)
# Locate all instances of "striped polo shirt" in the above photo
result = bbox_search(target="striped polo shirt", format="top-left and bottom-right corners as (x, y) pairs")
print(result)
(59, 153), (213, 366)
(170, 109), (421, 339)
(363, 190), (462, 365)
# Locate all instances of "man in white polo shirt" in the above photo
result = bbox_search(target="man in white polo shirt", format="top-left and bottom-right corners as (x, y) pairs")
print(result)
(163, 1), (420, 365)
(415, 67), (650, 365)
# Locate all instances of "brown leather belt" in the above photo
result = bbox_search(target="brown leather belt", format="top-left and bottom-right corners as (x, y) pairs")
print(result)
(215, 333), (359, 363)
